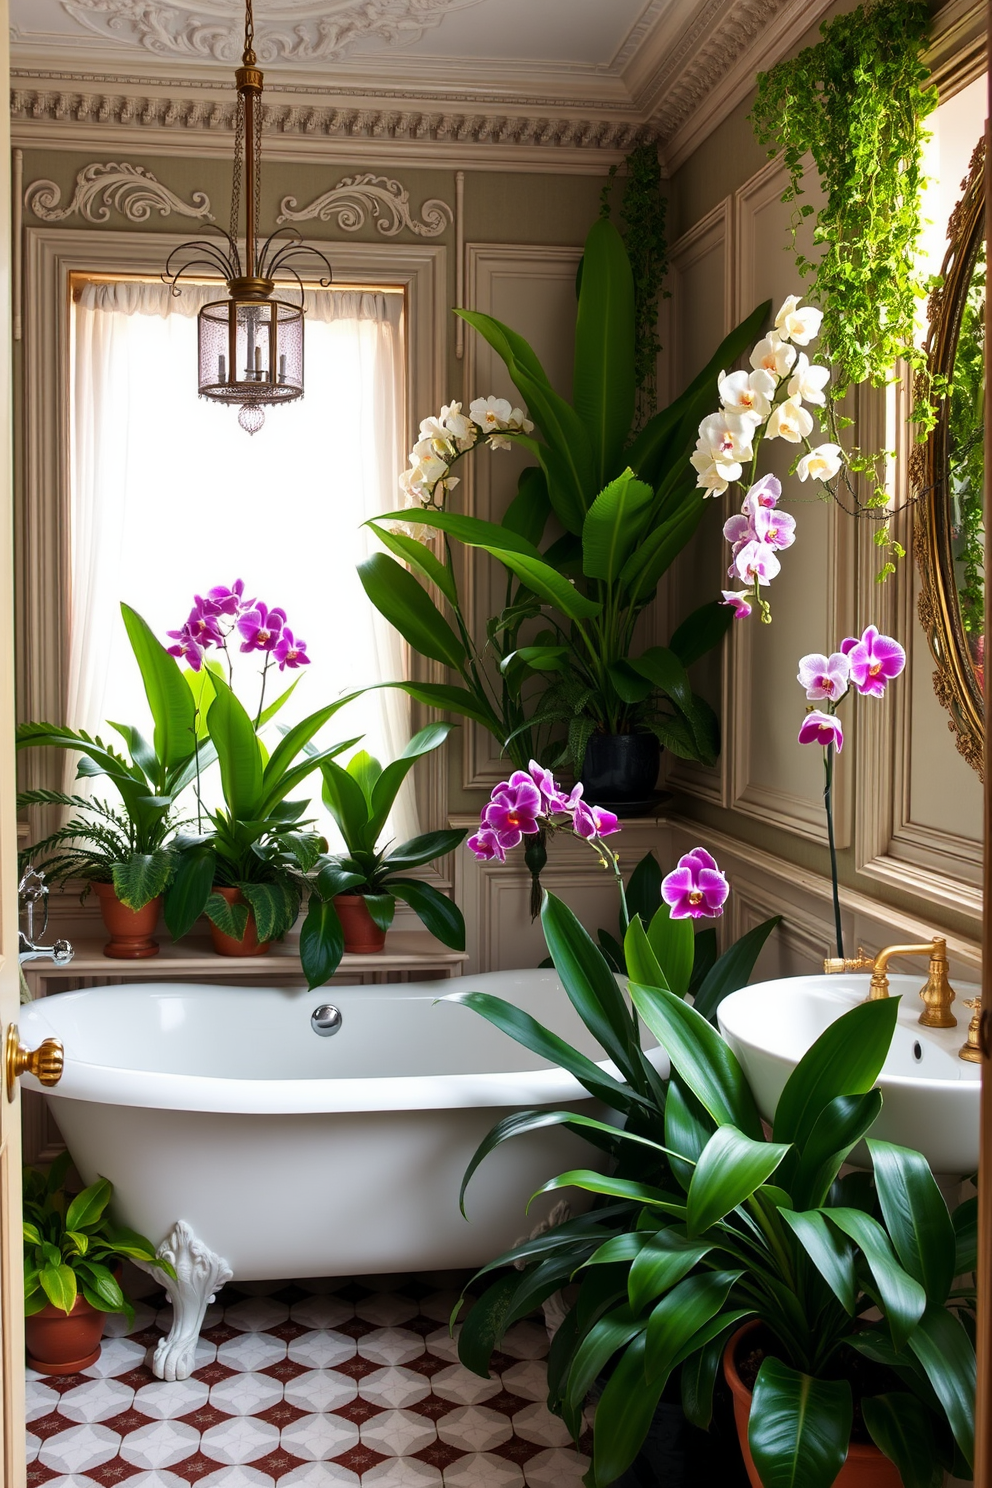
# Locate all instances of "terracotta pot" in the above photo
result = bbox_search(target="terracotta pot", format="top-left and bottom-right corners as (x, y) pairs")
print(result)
(93, 881), (161, 959)
(26, 1290), (107, 1375)
(723, 1323), (902, 1488)
(335, 894), (387, 954)
(208, 886), (271, 957)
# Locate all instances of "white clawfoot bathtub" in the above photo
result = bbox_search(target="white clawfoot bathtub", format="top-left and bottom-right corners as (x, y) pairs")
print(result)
(21, 971), (662, 1380)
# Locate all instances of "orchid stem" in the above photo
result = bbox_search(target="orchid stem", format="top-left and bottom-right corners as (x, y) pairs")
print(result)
(256, 656), (270, 730)
(823, 743), (844, 958)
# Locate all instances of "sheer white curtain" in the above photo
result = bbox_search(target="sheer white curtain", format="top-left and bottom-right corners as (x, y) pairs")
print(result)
(69, 279), (417, 841)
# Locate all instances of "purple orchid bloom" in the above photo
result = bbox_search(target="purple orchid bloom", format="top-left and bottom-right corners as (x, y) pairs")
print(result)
(207, 580), (247, 616)
(840, 626), (906, 698)
(467, 827), (506, 863)
(569, 793), (621, 840)
(721, 590), (753, 619)
(166, 623), (205, 672)
(723, 513), (755, 552)
(752, 506), (796, 551)
(237, 602), (287, 653)
(798, 710), (844, 752)
(733, 540), (781, 586)
(797, 651), (851, 702)
(274, 628), (311, 671)
(482, 772), (542, 848)
(741, 474), (781, 515)
(528, 760), (569, 814)
(186, 601), (224, 649)
(661, 846), (729, 920)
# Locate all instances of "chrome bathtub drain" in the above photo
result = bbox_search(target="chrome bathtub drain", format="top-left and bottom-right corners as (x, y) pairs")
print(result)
(311, 1005), (343, 1037)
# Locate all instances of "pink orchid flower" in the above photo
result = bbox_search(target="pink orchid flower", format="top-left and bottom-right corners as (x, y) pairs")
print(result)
(741, 474), (781, 515)
(797, 651), (851, 702)
(798, 710), (844, 752)
(734, 540), (781, 586)
(752, 506), (796, 551)
(841, 626), (906, 698)
(721, 590), (753, 619)
(528, 760), (569, 814)
(467, 827), (506, 863)
(661, 847), (729, 920)
(482, 772), (542, 848)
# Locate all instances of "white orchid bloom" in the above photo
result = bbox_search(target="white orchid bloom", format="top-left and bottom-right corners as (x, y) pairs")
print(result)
(774, 295), (824, 346)
(787, 353), (831, 407)
(749, 332), (797, 379)
(507, 406), (535, 433)
(470, 395), (514, 432)
(698, 410), (756, 470)
(690, 443), (732, 495)
(796, 443), (844, 482)
(411, 434), (454, 465)
(411, 451), (450, 487)
(765, 397), (814, 444)
(718, 368), (776, 421)
(440, 401), (478, 450)
(489, 434), (513, 451)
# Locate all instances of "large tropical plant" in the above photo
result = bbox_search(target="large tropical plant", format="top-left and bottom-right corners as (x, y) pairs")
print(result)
(360, 219), (772, 774)
(301, 724), (467, 985)
(454, 895), (975, 1488)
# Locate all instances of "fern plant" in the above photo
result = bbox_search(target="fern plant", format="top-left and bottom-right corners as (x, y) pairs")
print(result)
(17, 788), (182, 910)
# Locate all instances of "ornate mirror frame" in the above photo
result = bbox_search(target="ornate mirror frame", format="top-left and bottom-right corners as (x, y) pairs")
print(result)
(915, 136), (986, 778)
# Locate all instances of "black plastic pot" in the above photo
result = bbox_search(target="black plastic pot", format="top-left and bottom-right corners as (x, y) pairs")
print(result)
(579, 732), (661, 809)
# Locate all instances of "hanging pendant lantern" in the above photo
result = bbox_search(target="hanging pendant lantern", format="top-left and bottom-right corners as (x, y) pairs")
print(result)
(164, 0), (331, 433)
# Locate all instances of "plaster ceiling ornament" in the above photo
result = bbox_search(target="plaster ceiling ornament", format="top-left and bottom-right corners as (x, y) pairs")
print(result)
(60, 0), (487, 64)
(277, 173), (452, 236)
(24, 159), (214, 222)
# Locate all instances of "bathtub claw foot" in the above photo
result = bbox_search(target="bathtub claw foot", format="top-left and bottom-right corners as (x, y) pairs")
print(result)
(136, 1220), (233, 1382)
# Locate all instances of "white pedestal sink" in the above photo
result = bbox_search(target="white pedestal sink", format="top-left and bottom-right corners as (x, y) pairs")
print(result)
(717, 973), (981, 1175)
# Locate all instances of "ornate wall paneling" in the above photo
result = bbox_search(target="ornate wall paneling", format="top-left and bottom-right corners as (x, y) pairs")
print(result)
(728, 154), (855, 846)
(18, 226), (452, 925)
(661, 197), (734, 808)
(459, 241), (583, 791)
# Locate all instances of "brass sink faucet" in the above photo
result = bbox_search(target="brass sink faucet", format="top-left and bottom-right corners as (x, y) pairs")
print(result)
(824, 937), (957, 1027)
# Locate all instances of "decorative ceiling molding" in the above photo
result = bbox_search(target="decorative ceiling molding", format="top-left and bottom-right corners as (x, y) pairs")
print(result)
(24, 159), (214, 222)
(277, 173), (452, 236)
(59, 0), (487, 66)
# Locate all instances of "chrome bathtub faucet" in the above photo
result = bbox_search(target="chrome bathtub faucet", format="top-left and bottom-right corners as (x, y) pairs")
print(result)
(18, 866), (74, 967)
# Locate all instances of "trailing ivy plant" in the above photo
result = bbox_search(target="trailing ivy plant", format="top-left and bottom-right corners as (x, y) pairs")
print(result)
(600, 143), (669, 424)
(751, 0), (937, 572)
(947, 244), (985, 648)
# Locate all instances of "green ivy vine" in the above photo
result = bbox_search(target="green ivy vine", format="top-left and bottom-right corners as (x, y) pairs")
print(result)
(600, 143), (669, 423)
(751, 0), (936, 401)
(947, 244), (985, 649)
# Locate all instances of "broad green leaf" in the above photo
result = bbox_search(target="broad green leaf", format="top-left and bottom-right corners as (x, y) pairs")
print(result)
(581, 470), (653, 582)
(206, 675), (264, 821)
(204, 891), (249, 940)
(78, 1263), (126, 1313)
(953, 1194), (978, 1275)
(630, 981), (763, 1138)
(628, 1233), (714, 1315)
(669, 599), (735, 669)
(541, 893), (638, 1083)
(382, 829), (467, 874)
(111, 851), (172, 911)
(389, 878), (464, 949)
(65, 1179), (112, 1233)
(456, 1270), (521, 1378)
(40, 1262), (77, 1314)
(665, 1074), (714, 1191)
(239, 880), (300, 942)
(121, 602), (197, 771)
(906, 1303), (976, 1468)
(23, 1222), (42, 1246)
(347, 749), (382, 804)
(502, 465), (551, 545)
(867, 1139), (956, 1305)
(681, 1322), (740, 1430)
(536, 1171), (685, 1216)
(686, 1126), (789, 1236)
(367, 522), (458, 605)
(645, 1270), (741, 1384)
(460, 1107), (621, 1216)
(692, 916), (782, 1022)
(573, 218), (636, 485)
(627, 645), (694, 718)
(749, 1357), (852, 1488)
(314, 861), (366, 900)
(789, 1089), (883, 1210)
(565, 1303), (644, 1413)
(375, 506), (544, 562)
(368, 723), (452, 842)
(453, 307), (553, 391)
(773, 997), (900, 1149)
(591, 1331), (666, 1487)
(618, 498), (705, 604)
(780, 1208), (857, 1314)
(372, 679), (498, 731)
(262, 696), (362, 799)
(163, 843), (216, 940)
(625, 852), (661, 926)
(320, 757), (374, 853)
(357, 553), (467, 669)
(622, 916), (668, 991)
(362, 892), (396, 933)
(480, 546), (602, 622)
(646, 903), (694, 1000)
(826, 1208), (927, 1348)
(862, 1392), (941, 1488)
(299, 895), (344, 989)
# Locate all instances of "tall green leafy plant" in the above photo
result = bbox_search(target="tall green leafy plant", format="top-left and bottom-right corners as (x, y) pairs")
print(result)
(600, 143), (669, 421)
(454, 896), (975, 1488)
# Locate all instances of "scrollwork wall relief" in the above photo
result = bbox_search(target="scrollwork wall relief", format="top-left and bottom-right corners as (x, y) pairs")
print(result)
(277, 174), (452, 237)
(25, 161), (213, 223)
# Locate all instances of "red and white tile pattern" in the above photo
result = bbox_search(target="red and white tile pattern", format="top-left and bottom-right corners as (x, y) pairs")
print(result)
(26, 1273), (591, 1487)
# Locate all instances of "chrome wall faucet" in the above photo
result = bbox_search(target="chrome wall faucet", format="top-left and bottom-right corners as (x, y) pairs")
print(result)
(18, 866), (73, 967)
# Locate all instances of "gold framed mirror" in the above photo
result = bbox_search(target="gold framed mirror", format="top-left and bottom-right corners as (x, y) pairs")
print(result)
(915, 136), (986, 778)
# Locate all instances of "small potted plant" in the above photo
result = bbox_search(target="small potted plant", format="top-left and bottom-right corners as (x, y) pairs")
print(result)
(309, 723), (467, 971)
(23, 1151), (172, 1375)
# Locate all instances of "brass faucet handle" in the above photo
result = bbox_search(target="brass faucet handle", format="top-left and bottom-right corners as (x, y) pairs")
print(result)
(5, 1024), (64, 1102)
(918, 938), (956, 1029)
(960, 997), (984, 1063)
(823, 948), (875, 974)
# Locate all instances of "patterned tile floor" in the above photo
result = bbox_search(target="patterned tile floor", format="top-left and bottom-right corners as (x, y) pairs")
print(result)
(26, 1271), (591, 1488)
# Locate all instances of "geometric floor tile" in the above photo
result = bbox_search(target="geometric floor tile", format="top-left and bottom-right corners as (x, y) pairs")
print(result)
(25, 1272), (591, 1486)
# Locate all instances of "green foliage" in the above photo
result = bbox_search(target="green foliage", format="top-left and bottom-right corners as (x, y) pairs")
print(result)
(751, 0), (936, 402)
(306, 726), (467, 987)
(454, 894), (974, 1488)
(600, 143), (669, 422)
(946, 243), (985, 645)
(23, 1155), (171, 1323)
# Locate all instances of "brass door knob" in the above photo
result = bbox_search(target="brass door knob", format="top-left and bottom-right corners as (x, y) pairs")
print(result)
(5, 1023), (64, 1102)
